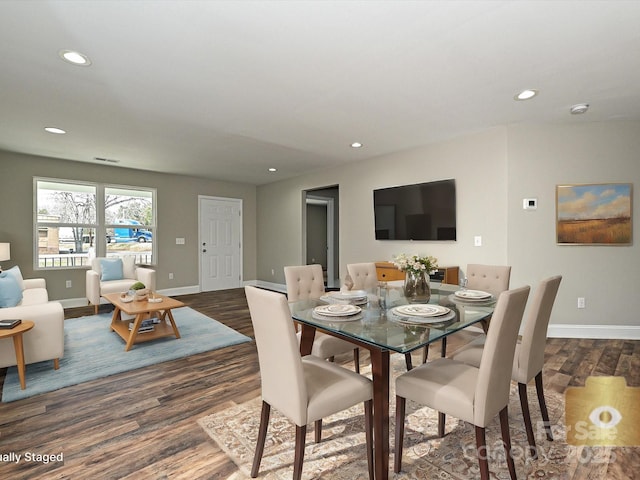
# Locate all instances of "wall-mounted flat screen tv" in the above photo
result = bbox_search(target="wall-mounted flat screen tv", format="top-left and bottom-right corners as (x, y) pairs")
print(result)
(373, 179), (456, 241)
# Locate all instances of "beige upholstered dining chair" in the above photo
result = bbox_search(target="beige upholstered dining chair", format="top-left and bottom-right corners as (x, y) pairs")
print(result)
(284, 264), (361, 373)
(394, 285), (530, 480)
(465, 264), (512, 297)
(245, 286), (374, 480)
(417, 263), (513, 366)
(346, 262), (379, 290)
(452, 275), (562, 458)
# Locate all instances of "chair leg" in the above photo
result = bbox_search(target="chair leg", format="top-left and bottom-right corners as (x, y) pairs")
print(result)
(94, 304), (99, 315)
(251, 401), (271, 478)
(422, 344), (429, 363)
(364, 399), (374, 480)
(499, 406), (517, 480)
(394, 395), (406, 473)
(53, 358), (60, 370)
(314, 419), (322, 443)
(438, 412), (446, 437)
(474, 425), (490, 480)
(404, 353), (413, 371)
(353, 348), (360, 373)
(518, 382), (537, 459)
(293, 424), (307, 480)
(535, 371), (554, 441)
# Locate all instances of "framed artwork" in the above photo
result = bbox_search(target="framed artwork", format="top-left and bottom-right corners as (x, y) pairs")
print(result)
(556, 183), (632, 245)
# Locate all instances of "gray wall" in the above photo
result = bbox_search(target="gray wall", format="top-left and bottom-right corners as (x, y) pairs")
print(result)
(257, 122), (640, 330)
(0, 150), (257, 301)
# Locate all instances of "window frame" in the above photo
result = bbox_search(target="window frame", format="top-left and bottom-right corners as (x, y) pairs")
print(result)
(34, 177), (157, 270)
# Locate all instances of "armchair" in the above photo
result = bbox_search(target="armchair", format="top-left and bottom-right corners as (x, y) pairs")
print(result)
(86, 256), (156, 314)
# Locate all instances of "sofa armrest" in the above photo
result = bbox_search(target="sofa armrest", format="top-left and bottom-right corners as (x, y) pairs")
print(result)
(136, 267), (156, 292)
(86, 269), (101, 306)
(23, 278), (46, 290)
(0, 301), (65, 368)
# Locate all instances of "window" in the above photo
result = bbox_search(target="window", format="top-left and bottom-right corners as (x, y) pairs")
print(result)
(35, 179), (156, 269)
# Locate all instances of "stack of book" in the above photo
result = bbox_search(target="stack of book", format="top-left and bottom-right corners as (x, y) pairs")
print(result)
(0, 319), (21, 329)
(128, 318), (159, 333)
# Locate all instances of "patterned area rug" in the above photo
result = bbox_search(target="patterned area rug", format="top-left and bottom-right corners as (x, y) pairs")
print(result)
(199, 354), (620, 479)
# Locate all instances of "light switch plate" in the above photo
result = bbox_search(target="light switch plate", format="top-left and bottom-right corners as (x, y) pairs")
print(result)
(523, 198), (538, 210)
(175, 237), (185, 245)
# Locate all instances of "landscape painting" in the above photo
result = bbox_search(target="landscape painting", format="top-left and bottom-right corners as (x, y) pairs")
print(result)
(556, 183), (632, 245)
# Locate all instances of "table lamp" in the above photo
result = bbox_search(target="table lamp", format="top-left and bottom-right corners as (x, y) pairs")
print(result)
(0, 243), (10, 272)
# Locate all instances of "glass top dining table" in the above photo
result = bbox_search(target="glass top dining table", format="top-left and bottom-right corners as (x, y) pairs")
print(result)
(288, 283), (496, 480)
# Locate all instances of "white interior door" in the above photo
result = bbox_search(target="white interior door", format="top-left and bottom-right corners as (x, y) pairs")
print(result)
(199, 196), (242, 291)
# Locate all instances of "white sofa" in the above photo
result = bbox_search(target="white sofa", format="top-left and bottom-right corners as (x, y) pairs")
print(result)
(0, 277), (65, 369)
(86, 256), (156, 314)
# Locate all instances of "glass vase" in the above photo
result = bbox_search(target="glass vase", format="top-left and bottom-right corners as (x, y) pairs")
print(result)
(404, 270), (431, 303)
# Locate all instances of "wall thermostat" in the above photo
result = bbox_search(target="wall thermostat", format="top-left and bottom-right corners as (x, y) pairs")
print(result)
(523, 198), (538, 210)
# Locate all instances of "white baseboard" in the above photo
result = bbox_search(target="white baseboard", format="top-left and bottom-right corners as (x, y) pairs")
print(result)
(57, 285), (202, 310)
(56, 290), (640, 340)
(548, 324), (640, 340)
(156, 285), (201, 297)
(246, 280), (287, 293)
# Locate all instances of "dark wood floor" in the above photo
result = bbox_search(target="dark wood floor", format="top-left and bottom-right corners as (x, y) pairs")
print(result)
(0, 288), (638, 479)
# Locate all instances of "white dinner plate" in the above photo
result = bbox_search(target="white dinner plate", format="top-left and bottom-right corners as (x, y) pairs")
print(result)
(393, 304), (450, 317)
(120, 296), (134, 303)
(313, 304), (362, 317)
(327, 290), (368, 299)
(390, 309), (456, 325)
(312, 312), (364, 322)
(321, 291), (368, 305)
(454, 289), (492, 299)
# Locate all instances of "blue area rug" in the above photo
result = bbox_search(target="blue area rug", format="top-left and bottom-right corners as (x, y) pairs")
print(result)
(2, 307), (251, 402)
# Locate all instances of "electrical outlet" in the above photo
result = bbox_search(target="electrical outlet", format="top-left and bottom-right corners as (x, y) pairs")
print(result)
(577, 297), (586, 309)
(474, 236), (482, 247)
(65, 280), (72, 288)
(271, 269), (275, 276)
(169, 273), (174, 280)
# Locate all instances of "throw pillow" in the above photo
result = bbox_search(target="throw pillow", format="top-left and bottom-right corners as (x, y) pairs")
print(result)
(0, 270), (23, 307)
(4, 266), (25, 291)
(100, 258), (124, 281)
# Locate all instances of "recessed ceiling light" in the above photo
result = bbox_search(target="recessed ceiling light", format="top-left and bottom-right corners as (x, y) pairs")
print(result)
(570, 103), (589, 115)
(44, 127), (66, 134)
(351, 142), (363, 148)
(59, 49), (92, 66)
(514, 89), (538, 101)
(268, 167), (277, 172)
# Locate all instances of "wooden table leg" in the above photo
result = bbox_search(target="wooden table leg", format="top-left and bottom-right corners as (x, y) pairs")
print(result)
(299, 324), (316, 356)
(125, 313), (145, 351)
(12, 334), (27, 390)
(369, 348), (390, 480)
(165, 309), (181, 339)
(110, 306), (122, 332)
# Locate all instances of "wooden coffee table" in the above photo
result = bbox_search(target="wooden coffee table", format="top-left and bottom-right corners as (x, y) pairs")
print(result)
(0, 320), (35, 389)
(103, 293), (185, 351)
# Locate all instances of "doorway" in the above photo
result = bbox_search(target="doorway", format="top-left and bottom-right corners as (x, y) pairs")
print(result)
(198, 196), (243, 291)
(304, 186), (339, 288)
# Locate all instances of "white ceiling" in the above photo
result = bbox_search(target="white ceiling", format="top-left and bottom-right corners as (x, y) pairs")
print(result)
(1, 1), (639, 185)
